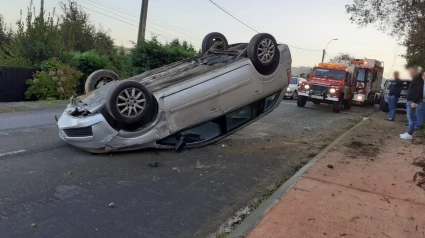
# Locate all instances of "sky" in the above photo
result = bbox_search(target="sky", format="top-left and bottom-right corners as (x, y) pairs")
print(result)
(1, 0), (408, 78)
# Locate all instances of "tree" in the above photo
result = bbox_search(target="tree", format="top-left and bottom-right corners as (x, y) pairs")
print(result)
(404, 18), (425, 68)
(346, 0), (425, 67)
(0, 14), (13, 46)
(330, 53), (355, 62)
(59, 0), (115, 57)
(0, 0), (69, 67)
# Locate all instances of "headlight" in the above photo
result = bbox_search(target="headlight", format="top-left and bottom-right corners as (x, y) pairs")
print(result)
(329, 88), (336, 94)
(287, 87), (291, 91)
(304, 85), (310, 90)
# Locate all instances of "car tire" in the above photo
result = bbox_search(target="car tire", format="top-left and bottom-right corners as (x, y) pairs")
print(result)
(85, 69), (120, 94)
(202, 32), (228, 53)
(247, 33), (280, 75)
(297, 95), (307, 107)
(379, 96), (389, 112)
(105, 80), (153, 124)
(343, 98), (352, 109)
(333, 99), (342, 113)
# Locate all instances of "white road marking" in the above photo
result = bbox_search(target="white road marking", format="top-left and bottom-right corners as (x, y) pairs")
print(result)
(0, 150), (26, 157)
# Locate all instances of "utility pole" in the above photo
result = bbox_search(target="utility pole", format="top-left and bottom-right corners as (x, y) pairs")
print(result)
(321, 49), (326, 63)
(137, 0), (149, 43)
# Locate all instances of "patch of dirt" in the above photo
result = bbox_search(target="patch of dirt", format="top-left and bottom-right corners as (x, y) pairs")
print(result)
(412, 158), (425, 189)
(204, 117), (363, 238)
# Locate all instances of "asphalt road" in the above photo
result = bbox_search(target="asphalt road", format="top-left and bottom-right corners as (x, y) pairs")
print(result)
(0, 100), (377, 238)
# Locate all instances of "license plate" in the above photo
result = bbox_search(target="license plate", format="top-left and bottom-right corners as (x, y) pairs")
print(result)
(310, 95), (323, 100)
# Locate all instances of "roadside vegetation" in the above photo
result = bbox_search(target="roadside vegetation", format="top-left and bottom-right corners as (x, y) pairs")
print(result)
(346, 0), (425, 68)
(0, 0), (197, 99)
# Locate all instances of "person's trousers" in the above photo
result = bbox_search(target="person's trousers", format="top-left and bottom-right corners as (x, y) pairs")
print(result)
(406, 101), (417, 135)
(388, 96), (398, 119)
(415, 101), (425, 129)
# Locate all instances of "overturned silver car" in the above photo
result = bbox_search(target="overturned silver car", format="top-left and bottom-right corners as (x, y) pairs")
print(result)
(58, 32), (292, 153)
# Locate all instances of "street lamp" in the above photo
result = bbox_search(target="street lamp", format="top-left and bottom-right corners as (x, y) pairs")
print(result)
(322, 38), (338, 63)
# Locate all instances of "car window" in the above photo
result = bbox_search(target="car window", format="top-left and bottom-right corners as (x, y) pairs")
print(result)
(226, 106), (252, 132)
(264, 93), (278, 111)
(158, 121), (221, 146)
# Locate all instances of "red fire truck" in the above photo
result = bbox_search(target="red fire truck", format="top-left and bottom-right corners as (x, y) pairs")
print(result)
(334, 59), (384, 105)
(297, 63), (355, 113)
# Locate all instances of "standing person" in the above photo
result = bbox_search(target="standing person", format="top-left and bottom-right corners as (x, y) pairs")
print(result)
(387, 71), (403, 121)
(415, 71), (425, 129)
(400, 67), (424, 140)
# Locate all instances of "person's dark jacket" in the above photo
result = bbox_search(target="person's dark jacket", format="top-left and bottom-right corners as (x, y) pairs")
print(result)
(407, 74), (424, 103)
(388, 78), (403, 98)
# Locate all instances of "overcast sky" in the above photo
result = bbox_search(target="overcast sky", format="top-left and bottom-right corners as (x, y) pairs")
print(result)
(2, 0), (408, 78)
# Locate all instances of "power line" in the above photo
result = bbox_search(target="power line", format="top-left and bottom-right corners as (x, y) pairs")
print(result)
(208, 0), (260, 33)
(78, 0), (191, 41)
(79, 2), (177, 40)
(79, 6), (173, 40)
(83, 0), (201, 40)
(208, 0), (322, 52)
(390, 42), (399, 72)
(78, 4), (201, 49)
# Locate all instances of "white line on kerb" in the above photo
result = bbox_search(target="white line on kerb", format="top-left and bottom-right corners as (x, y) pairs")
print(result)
(0, 150), (26, 157)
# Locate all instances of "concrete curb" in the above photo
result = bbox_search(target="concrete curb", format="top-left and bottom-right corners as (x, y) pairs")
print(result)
(228, 117), (370, 238)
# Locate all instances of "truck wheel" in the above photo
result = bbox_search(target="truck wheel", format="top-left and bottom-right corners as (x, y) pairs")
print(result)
(343, 98), (352, 109)
(105, 81), (153, 124)
(202, 32), (228, 53)
(333, 99), (342, 113)
(379, 96), (389, 112)
(247, 33), (280, 75)
(85, 69), (120, 94)
(297, 95), (307, 107)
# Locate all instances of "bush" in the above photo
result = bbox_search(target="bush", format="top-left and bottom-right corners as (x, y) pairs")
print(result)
(130, 37), (197, 75)
(25, 58), (82, 100)
(72, 50), (112, 93)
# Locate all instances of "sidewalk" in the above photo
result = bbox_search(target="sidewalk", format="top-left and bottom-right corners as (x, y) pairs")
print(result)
(242, 112), (425, 238)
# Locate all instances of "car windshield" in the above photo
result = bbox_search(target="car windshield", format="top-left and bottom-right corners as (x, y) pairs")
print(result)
(357, 69), (367, 82)
(290, 78), (298, 84)
(312, 68), (345, 80)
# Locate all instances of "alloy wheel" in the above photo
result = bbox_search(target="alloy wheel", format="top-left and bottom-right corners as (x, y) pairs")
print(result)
(257, 38), (275, 64)
(116, 88), (147, 118)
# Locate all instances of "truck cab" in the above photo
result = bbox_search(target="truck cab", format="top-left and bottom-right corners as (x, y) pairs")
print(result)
(297, 63), (355, 113)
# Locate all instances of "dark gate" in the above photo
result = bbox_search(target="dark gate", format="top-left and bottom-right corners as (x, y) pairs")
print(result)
(0, 67), (38, 102)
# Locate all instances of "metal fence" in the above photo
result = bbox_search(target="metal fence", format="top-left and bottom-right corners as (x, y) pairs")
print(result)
(0, 67), (38, 102)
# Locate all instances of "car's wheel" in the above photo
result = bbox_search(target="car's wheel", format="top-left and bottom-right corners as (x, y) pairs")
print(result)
(333, 98), (342, 113)
(105, 81), (153, 124)
(343, 98), (352, 109)
(297, 95), (307, 107)
(247, 33), (280, 75)
(292, 91), (298, 100)
(85, 69), (120, 94)
(379, 96), (389, 112)
(84, 69), (120, 93)
(202, 32), (228, 53)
